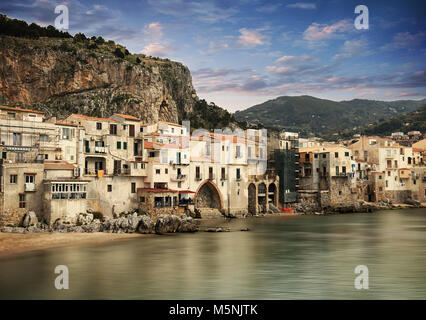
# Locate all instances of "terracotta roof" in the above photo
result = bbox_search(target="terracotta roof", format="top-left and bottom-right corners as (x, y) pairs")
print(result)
(56, 121), (77, 127)
(159, 121), (182, 127)
(137, 188), (178, 192)
(113, 113), (140, 121)
(44, 161), (75, 170)
(413, 148), (424, 152)
(141, 122), (156, 127)
(144, 141), (154, 149)
(70, 114), (117, 122)
(0, 105), (45, 114)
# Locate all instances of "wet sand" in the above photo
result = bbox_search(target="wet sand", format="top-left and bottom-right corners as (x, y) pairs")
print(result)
(0, 232), (153, 259)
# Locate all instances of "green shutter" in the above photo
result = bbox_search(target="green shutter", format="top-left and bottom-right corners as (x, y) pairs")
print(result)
(117, 141), (121, 149)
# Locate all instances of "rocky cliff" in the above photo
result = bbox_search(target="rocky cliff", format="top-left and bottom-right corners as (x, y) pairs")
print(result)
(0, 35), (196, 122)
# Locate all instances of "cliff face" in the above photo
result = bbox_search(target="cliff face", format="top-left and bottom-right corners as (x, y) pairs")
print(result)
(0, 36), (196, 122)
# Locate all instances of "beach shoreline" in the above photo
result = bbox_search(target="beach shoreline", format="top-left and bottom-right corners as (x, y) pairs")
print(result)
(0, 232), (153, 259)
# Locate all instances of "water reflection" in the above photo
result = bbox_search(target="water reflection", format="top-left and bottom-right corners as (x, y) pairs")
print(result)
(0, 209), (425, 299)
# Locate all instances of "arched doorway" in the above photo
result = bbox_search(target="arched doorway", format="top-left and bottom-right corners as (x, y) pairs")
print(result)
(268, 183), (276, 206)
(195, 180), (223, 210)
(258, 183), (267, 213)
(248, 183), (257, 215)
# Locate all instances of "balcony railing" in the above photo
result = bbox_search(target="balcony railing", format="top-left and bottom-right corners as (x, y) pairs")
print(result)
(84, 168), (108, 176)
(171, 174), (187, 181)
(85, 146), (107, 154)
(25, 183), (36, 192)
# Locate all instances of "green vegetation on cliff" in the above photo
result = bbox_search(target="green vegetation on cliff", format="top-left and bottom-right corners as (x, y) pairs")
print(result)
(356, 104), (426, 137)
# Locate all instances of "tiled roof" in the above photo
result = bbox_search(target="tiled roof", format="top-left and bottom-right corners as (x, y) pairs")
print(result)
(159, 121), (183, 127)
(0, 106), (45, 114)
(144, 141), (154, 149)
(56, 121), (77, 127)
(113, 113), (140, 121)
(70, 114), (117, 122)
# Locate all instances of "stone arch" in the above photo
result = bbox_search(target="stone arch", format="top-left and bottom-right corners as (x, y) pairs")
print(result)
(257, 182), (267, 213)
(194, 180), (223, 210)
(248, 183), (257, 215)
(268, 183), (277, 206)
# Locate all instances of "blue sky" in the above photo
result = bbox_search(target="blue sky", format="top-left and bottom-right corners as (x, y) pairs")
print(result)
(1, 0), (425, 111)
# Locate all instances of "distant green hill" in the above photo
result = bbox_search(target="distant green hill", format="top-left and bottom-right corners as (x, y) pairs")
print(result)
(356, 104), (426, 137)
(234, 95), (426, 136)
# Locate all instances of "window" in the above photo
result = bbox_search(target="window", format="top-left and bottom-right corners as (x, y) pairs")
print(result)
(323, 154), (326, 158)
(236, 168), (241, 180)
(336, 166), (339, 175)
(140, 197), (145, 203)
(107, 185), (112, 192)
(314, 154), (318, 158)
(13, 132), (22, 146)
(10, 174), (17, 184)
(44, 154), (48, 160)
(181, 129), (184, 134)
(133, 163), (138, 169)
(62, 128), (70, 140)
(236, 145), (241, 158)
(110, 124), (117, 135)
(25, 174), (35, 183)
(2, 152), (6, 159)
(123, 142), (127, 150)
(342, 166), (346, 174)
(117, 141), (121, 149)
(141, 163), (146, 169)
(221, 167), (226, 180)
(149, 152), (155, 158)
(19, 194), (26, 208)
(165, 168), (168, 174)
(131, 182), (136, 193)
(345, 152), (349, 157)
(96, 122), (102, 130)
(379, 187), (383, 192)
(335, 152), (339, 158)
(156, 169), (161, 174)
(196, 166), (200, 180)
(7, 112), (15, 119)
(39, 134), (48, 142)
(171, 128), (174, 133)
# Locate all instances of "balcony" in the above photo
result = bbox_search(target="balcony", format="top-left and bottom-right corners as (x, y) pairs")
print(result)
(85, 146), (107, 154)
(171, 174), (187, 181)
(25, 183), (36, 192)
(113, 168), (131, 175)
(84, 168), (108, 176)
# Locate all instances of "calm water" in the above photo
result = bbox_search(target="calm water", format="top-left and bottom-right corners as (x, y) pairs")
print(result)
(0, 208), (425, 299)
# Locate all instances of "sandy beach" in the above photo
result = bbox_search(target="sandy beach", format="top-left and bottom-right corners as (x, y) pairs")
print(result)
(0, 232), (153, 259)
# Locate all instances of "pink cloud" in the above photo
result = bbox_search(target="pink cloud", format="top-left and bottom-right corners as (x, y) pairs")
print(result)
(140, 43), (173, 56)
(238, 28), (268, 47)
(303, 20), (352, 41)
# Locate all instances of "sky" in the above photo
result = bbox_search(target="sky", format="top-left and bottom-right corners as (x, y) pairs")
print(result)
(1, 0), (426, 112)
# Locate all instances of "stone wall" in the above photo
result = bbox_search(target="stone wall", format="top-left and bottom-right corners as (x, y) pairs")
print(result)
(385, 190), (412, 203)
(328, 177), (357, 206)
(0, 208), (26, 227)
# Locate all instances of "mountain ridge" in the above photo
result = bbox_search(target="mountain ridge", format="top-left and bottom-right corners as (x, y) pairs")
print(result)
(234, 95), (426, 137)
